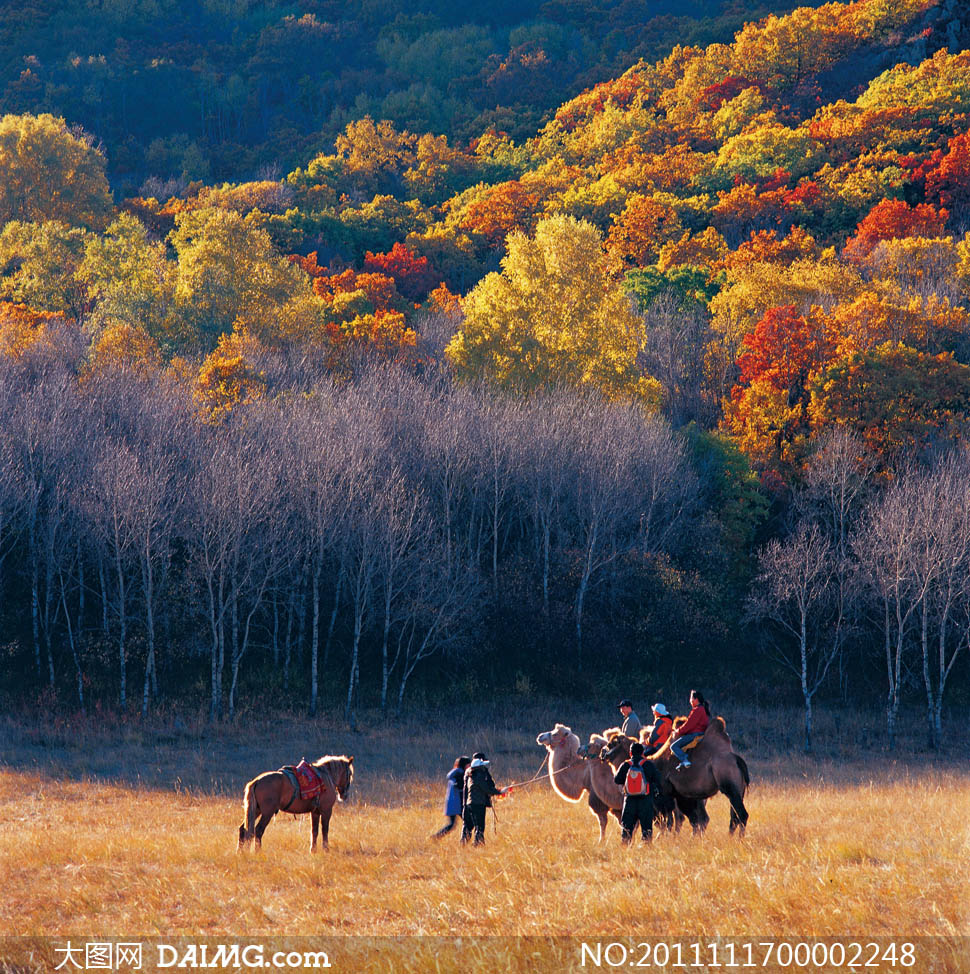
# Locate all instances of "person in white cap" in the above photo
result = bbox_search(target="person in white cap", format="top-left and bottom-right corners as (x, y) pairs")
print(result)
(642, 702), (674, 756)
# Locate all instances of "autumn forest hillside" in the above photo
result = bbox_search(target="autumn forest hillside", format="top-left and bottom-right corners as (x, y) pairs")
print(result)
(1, 0), (969, 752)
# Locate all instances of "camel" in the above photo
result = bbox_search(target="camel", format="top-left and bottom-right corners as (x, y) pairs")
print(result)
(602, 717), (749, 834)
(535, 723), (620, 840)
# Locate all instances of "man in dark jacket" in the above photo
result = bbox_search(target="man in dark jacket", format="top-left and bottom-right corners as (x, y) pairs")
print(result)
(613, 741), (662, 843)
(461, 752), (506, 845)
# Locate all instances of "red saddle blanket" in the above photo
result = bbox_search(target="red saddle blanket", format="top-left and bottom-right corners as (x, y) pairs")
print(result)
(284, 760), (323, 801)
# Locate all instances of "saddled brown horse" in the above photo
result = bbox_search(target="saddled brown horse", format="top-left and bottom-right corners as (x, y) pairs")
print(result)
(237, 755), (354, 852)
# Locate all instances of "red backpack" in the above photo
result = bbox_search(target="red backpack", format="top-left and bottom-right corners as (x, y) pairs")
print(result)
(625, 760), (649, 796)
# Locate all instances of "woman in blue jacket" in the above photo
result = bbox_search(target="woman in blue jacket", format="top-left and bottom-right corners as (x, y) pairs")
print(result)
(433, 755), (471, 838)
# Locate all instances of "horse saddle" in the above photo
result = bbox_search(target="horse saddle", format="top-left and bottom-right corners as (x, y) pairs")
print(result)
(682, 736), (702, 752)
(281, 759), (324, 802)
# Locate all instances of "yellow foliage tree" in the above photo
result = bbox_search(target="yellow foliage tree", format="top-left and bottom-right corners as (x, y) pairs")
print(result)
(446, 214), (660, 403)
(0, 113), (111, 227)
(81, 213), (181, 348)
(169, 207), (304, 346)
(0, 220), (92, 323)
(87, 321), (162, 377)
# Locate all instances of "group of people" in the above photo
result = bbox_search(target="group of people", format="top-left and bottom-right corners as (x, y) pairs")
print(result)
(431, 689), (712, 847)
(615, 690), (711, 843)
(433, 751), (510, 846)
(619, 689), (710, 767)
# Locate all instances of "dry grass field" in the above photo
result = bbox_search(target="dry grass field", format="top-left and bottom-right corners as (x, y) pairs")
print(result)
(0, 705), (967, 973)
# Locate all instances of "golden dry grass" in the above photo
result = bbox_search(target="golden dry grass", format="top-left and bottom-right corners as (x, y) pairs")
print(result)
(0, 710), (968, 972)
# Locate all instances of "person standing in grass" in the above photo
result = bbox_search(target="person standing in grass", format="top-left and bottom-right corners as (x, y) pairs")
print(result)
(433, 755), (471, 839)
(670, 689), (710, 770)
(613, 741), (661, 843)
(461, 752), (507, 846)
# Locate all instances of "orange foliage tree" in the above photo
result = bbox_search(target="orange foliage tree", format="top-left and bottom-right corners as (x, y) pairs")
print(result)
(461, 180), (542, 249)
(0, 301), (65, 358)
(606, 193), (683, 267)
(194, 328), (268, 422)
(843, 200), (949, 262)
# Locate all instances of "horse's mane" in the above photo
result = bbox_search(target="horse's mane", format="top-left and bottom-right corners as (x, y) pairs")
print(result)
(313, 754), (353, 767)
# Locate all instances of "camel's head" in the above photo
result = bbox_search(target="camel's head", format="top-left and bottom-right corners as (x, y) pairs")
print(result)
(585, 732), (609, 759)
(602, 733), (636, 766)
(536, 723), (574, 751)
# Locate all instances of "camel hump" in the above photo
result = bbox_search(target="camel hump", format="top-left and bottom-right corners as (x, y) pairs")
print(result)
(704, 716), (730, 741)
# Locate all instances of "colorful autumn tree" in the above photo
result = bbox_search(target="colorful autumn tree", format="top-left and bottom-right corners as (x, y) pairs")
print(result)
(81, 213), (181, 349)
(0, 113), (111, 228)
(194, 327), (269, 422)
(809, 343), (970, 464)
(606, 193), (683, 267)
(0, 301), (66, 359)
(724, 304), (832, 480)
(0, 221), (91, 323)
(910, 131), (970, 211)
(87, 322), (163, 377)
(447, 214), (659, 403)
(363, 243), (440, 302)
(843, 200), (949, 262)
(169, 207), (304, 346)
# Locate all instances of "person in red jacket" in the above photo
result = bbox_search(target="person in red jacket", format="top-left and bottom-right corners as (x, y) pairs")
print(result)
(670, 690), (710, 770)
(642, 702), (674, 756)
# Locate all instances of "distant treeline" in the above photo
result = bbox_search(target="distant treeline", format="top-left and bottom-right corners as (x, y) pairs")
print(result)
(0, 332), (967, 749)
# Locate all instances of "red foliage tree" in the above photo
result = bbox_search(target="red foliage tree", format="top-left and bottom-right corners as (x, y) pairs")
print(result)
(363, 243), (440, 302)
(697, 75), (764, 112)
(737, 304), (828, 396)
(843, 199), (949, 262)
(911, 131), (970, 211)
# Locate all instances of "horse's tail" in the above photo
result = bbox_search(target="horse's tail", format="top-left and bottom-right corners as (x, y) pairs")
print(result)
(735, 754), (750, 789)
(238, 780), (258, 849)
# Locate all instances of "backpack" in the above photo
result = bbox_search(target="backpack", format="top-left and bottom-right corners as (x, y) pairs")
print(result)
(625, 760), (649, 797)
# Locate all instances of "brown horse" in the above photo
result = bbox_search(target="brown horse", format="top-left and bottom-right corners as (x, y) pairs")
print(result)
(237, 755), (354, 852)
(602, 718), (749, 834)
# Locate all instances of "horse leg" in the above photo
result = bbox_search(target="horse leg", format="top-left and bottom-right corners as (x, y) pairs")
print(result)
(253, 809), (275, 849)
(310, 809), (320, 853)
(319, 807), (333, 848)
